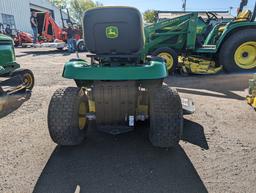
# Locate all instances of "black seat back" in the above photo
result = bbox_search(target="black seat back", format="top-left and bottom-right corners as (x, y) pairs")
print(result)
(83, 7), (144, 56)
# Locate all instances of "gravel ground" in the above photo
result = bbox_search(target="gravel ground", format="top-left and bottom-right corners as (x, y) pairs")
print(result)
(0, 47), (255, 193)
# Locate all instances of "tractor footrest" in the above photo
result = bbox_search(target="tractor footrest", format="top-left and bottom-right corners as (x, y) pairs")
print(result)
(181, 97), (195, 115)
(97, 125), (134, 135)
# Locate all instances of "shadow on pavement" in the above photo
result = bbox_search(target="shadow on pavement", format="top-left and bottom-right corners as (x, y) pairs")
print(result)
(0, 92), (31, 118)
(182, 119), (209, 150)
(33, 120), (208, 193)
(165, 73), (251, 100)
(16, 49), (66, 57)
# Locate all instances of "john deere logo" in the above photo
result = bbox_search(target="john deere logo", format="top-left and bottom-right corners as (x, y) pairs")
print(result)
(106, 26), (119, 39)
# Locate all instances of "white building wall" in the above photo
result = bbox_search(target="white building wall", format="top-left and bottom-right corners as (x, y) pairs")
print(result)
(0, 0), (63, 34)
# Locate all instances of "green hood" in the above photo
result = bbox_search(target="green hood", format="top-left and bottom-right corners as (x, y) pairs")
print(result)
(0, 34), (18, 75)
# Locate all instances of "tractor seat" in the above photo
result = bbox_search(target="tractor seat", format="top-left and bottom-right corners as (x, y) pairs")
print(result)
(83, 7), (144, 57)
(235, 10), (252, 21)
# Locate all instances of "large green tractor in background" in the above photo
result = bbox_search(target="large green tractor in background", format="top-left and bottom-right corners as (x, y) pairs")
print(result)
(47, 7), (194, 148)
(0, 34), (34, 114)
(144, 0), (256, 74)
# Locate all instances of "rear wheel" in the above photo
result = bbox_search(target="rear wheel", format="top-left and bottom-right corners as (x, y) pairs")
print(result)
(149, 85), (183, 148)
(48, 87), (89, 146)
(152, 47), (178, 74)
(219, 29), (256, 72)
(11, 68), (34, 90)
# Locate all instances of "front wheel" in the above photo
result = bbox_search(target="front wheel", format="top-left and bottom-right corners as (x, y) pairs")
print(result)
(219, 29), (256, 73)
(152, 47), (178, 74)
(11, 68), (35, 90)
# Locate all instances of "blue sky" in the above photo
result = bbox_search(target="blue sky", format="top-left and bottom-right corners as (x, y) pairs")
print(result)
(99, 0), (255, 15)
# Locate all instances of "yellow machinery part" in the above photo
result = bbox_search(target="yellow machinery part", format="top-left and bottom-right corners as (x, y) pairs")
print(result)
(158, 52), (174, 71)
(234, 41), (256, 70)
(78, 101), (87, 130)
(236, 10), (252, 21)
(179, 56), (223, 74)
(88, 100), (96, 113)
(247, 74), (256, 110)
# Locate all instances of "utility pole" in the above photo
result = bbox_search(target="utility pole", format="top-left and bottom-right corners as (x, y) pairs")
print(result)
(229, 6), (234, 14)
(182, 0), (187, 12)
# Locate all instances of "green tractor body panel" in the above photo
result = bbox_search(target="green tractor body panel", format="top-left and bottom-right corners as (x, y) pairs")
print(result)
(195, 21), (256, 54)
(144, 13), (200, 54)
(63, 60), (168, 80)
(0, 34), (20, 75)
(215, 21), (256, 50)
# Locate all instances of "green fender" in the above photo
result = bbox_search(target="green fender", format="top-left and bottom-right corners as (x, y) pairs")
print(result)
(62, 60), (168, 80)
(216, 21), (256, 51)
(0, 34), (19, 75)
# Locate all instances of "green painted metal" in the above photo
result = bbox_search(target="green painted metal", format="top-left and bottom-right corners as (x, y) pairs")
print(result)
(0, 34), (19, 75)
(63, 60), (168, 80)
(215, 21), (256, 50)
(144, 11), (256, 57)
(143, 13), (201, 54)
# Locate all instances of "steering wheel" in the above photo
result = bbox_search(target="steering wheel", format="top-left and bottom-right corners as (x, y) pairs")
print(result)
(206, 12), (219, 24)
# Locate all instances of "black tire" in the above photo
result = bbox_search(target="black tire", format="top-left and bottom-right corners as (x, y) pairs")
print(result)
(149, 85), (183, 148)
(48, 87), (89, 146)
(219, 29), (256, 73)
(11, 68), (35, 90)
(77, 40), (86, 52)
(152, 47), (178, 74)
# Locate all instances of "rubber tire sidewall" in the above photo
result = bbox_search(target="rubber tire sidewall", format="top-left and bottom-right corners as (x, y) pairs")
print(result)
(219, 28), (256, 73)
(48, 87), (89, 146)
(10, 68), (35, 90)
(152, 47), (178, 74)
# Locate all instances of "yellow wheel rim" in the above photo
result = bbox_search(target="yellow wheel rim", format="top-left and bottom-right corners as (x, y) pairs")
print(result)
(158, 52), (174, 71)
(234, 41), (256, 69)
(23, 73), (33, 89)
(78, 102), (87, 130)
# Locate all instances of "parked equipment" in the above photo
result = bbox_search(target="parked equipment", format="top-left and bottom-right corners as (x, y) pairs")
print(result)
(144, 1), (256, 74)
(36, 12), (86, 51)
(0, 34), (34, 113)
(13, 30), (33, 47)
(247, 73), (256, 110)
(47, 7), (194, 148)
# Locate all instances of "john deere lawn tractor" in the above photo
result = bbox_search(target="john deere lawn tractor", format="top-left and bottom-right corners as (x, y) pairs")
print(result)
(47, 7), (194, 148)
(144, 0), (256, 74)
(0, 34), (34, 113)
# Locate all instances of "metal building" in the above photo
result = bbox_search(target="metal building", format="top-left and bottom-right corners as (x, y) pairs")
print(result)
(0, 0), (67, 34)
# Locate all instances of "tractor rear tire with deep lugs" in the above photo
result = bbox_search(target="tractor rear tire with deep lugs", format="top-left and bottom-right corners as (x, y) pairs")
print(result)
(48, 87), (89, 146)
(149, 85), (183, 148)
(219, 29), (256, 73)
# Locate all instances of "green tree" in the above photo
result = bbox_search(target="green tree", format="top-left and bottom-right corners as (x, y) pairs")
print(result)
(50, 0), (68, 8)
(70, 0), (103, 23)
(143, 10), (158, 23)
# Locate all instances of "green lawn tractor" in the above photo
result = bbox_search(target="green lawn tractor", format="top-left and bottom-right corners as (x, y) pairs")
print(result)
(47, 7), (194, 148)
(0, 34), (34, 113)
(247, 73), (256, 110)
(144, 0), (256, 74)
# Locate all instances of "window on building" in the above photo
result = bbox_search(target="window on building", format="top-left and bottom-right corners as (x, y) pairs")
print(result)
(1, 14), (16, 29)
